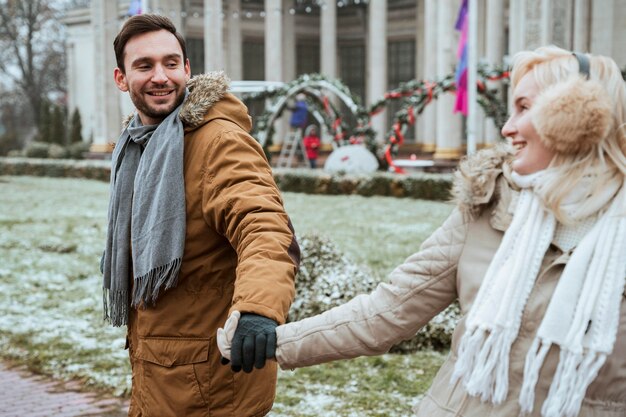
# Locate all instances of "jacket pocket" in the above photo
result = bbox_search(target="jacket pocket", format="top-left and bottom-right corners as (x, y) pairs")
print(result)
(135, 337), (211, 417)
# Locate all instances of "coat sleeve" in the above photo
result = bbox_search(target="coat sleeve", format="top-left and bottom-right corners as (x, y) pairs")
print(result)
(201, 128), (299, 325)
(275, 207), (469, 369)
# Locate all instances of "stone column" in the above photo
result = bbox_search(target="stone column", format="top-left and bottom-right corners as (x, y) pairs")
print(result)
(151, 0), (182, 31)
(421, 0), (437, 153)
(367, 0), (387, 144)
(540, 0), (551, 46)
(414, 0), (423, 146)
(265, 0), (283, 82)
(265, 0), (285, 144)
(320, 0), (337, 78)
(508, 0), (525, 54)
(282, 0), (296, 81)
(551, 0), (573, 49)
(483, 0), (505, 146)
(573, 0), (590, 52)
(204, 0), (224, 71)
(91, 0), (121, 149)
(226, 0), (243, 80)
(473, 0), (485, 149)
(66, 41), (77, 124)
(434, 0), (463, 160)
(590, 0), (614, 56)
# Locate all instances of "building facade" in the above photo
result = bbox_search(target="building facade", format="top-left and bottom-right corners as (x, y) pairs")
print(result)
(64, 0), (626, 159)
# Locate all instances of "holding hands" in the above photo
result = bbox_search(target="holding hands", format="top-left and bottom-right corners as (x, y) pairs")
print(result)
(218, 311), (278, 373)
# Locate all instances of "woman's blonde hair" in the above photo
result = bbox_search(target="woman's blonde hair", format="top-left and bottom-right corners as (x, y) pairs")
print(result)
(509, 46), (626, 222)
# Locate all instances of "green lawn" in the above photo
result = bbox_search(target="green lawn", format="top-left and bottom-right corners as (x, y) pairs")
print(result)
(0, 175), (453, 416)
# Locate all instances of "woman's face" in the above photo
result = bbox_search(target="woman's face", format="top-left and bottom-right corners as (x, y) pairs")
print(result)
(501, 72), (556, 175)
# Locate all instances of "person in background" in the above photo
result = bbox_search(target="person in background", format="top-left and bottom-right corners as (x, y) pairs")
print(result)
(219, 46), (626, 417)
(102, 14), (299, 417)
(289, 93), (308, 134)
(302, 125), (321, 168)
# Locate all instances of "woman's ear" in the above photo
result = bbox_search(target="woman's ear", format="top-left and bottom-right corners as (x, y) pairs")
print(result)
(530, 76), (613, 155)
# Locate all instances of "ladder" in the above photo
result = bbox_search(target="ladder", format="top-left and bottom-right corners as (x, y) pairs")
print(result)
(276, 130), (308, 168)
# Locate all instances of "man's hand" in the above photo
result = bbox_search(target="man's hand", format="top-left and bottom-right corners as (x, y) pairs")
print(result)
(220, 312), (278, 373)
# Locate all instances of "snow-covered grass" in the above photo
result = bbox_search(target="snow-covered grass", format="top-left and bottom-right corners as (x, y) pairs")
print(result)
(283, 192), (452, 278)
(0, 175), (453, 416)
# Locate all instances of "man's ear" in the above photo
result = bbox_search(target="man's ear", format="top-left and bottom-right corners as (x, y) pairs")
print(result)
(184, 58), (191, 82)
(114, 68), (129, 92)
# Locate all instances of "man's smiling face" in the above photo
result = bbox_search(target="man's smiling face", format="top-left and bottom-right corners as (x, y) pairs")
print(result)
(114, 29), (190, 125)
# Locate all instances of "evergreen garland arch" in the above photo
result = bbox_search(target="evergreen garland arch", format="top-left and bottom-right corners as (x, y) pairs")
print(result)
(244, 68), (511, 170)
(243, 74), (373, 150)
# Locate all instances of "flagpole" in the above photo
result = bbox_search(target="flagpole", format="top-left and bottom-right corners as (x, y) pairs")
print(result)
(467, 0), (477, 155)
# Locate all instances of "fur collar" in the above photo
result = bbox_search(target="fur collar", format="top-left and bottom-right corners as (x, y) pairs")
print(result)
(451, 143), (515, 220)
(122, 71), (230, 129)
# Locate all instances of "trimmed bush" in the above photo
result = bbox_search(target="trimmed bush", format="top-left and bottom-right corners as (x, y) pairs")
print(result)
(48, 144), (68, 159)
(292, 233), (460, 352)
(24, 142), (51, 158)
(66, 141), (91, 159)
(289, 233), (378, 322)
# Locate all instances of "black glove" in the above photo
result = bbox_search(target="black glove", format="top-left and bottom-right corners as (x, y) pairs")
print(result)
(226, 313), (278, 373)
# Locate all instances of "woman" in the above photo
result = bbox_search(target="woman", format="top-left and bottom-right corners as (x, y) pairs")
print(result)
(219, 46), (626, 417)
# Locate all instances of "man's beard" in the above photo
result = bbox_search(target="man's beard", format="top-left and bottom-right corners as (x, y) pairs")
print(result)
(130, 86), (186, 124)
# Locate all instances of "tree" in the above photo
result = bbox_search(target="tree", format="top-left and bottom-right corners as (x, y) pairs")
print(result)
(0, 0), (66, 127)
(49, 104), (66, 145)
(69, 108), (83, 144)
(0, 85), (31, 154)
(37, 100), (51, 142)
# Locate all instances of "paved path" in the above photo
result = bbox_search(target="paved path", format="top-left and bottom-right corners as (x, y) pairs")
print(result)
(0, 362), (129, 417)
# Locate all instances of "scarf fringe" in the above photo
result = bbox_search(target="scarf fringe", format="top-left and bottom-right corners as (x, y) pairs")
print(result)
(131, 258), (182, 308)
(452, 327), (515, 404)
(541, 350), (607, 417)
(519, 338), (551, 414)
(103, 287), (130, 327)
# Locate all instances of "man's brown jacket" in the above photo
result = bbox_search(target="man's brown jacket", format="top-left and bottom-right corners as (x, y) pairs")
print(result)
(127, 72), (299, 417)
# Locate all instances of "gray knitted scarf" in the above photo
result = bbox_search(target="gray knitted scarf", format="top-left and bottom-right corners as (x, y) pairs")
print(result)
(102, 100), (186, 327)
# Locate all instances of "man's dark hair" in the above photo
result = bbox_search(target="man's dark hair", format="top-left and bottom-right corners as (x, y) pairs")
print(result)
(113, 14), (187, 73)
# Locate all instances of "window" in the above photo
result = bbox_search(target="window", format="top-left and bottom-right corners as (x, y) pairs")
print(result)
(297, 41), (320, 76)
(242, 39), (266, 128)
(339, 44), (366, 105)
(243, 39), (265, 81)
(387, 39), (416, 140)
(186, 38), (205, 76)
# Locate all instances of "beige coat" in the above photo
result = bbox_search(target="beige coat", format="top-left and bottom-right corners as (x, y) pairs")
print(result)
(126, 73), (299, 417)
(275, 146), (626, 417)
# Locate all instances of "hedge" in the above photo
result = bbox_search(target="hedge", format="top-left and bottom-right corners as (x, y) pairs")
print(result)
(0, 157), (111, 182)
(0, 157), (454, 201)
(292, 233), (459, 352)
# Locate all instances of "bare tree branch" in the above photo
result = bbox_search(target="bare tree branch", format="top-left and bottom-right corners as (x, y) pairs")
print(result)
(0, 0), (66, 126)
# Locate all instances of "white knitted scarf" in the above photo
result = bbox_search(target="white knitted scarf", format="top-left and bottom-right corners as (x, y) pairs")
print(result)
(451, 170), (626, 417)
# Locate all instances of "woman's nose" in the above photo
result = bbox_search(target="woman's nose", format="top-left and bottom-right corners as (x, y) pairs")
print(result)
(501, 116), (515, 138)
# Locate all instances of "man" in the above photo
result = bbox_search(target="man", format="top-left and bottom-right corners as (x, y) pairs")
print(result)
(102, 14), (299, 417)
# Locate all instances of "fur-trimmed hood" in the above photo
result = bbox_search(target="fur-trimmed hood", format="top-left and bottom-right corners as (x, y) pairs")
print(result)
(451, 143), (516, 221)
(123, 71), (252, 132)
